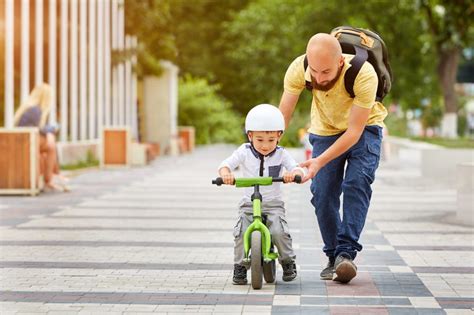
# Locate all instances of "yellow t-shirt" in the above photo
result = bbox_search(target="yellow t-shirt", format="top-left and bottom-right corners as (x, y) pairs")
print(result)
(284, 54), (388, 136)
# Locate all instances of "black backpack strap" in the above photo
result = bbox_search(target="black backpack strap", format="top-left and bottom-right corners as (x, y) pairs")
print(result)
(303, 55), (313, 91)
(344, 46), (368, 98)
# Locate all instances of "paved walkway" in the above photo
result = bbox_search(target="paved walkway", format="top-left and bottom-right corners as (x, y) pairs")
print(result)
(0, 144), (472, 314)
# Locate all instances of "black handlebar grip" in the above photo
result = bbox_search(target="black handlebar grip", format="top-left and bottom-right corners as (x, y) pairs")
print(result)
(294, 175), (302, 184)
(212, 177), (224, 186)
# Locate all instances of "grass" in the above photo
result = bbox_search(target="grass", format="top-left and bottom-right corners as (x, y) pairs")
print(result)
(410, 137), (474, 149)
(60, 150), (99, 171)
(60, 159), (99, 171)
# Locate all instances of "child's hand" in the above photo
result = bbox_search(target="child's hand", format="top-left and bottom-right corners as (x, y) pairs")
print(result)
(283, 170), (304, 183)
(222, 173), (235, 185)
(282, 171), (294, 184)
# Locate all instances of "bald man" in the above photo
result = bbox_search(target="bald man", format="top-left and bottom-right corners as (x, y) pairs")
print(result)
(279, 33), (387, 283)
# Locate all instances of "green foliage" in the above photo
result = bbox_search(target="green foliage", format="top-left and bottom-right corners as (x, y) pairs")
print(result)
(457, 113), (468, 137)
(410, 137), (474, 148)
(124, 1), (177, 77)
(218, 0), (442, 114)
(421, 102), (444, 129)
(279, 107), (311, 147)
(384, 115), (409, 138)
(178, 76), (244, 145)
(220, 0), (320, 114)
(417, 0), (473, 50)
(169, 0), (250, 82)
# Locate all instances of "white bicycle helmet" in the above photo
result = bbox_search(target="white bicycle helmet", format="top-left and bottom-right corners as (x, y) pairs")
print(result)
(245, 104), (285, 133)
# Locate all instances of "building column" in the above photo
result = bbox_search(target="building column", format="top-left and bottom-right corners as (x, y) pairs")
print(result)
(21, 0), (30, 104)
(79, 0), (87, 140)
(4, 0), (14, 128)
(117, 0), (125, 125)
(111, 0), (118, 126)
(88, 0), (96, 139)
(35, 0), (44, 85)
(169, 63), (179, 156)
(59, 0), (69, 141)
(125, 35), (131, 129)
(48, 0), (57, 125)
(97, 0), (104, 136)
(104, 0), (112, 127)
(131, 36), (138, 140)
(70, 0), (78, 141)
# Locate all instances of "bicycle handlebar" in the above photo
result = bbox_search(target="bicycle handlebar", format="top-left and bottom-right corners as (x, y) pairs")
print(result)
(212, 175), (301, 186)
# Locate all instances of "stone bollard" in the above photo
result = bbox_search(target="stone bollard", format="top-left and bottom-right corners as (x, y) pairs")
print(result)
(456, 162), (474, 226)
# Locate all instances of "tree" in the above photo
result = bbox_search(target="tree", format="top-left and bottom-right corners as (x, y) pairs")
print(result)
(124, 0), (177, 77)
(220, 0), (439, 115)
(178, 75), (244, 144)
(169, 0), (250, 82)
(418, 0), (474, 138)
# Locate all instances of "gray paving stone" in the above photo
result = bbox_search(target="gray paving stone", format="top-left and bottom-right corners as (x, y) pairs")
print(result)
(1, 145), (472, 313)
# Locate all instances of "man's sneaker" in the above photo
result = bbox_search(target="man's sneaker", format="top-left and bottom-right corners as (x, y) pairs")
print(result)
(233, 264), (247, 285)
(281, 259), (297, 282)
(320, 257), (335, 280)
(333, 254), (357, 284)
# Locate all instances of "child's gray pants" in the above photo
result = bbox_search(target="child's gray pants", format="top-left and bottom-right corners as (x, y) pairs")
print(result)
(233, 199), (296, 265)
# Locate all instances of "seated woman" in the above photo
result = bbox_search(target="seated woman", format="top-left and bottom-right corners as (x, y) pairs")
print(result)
(14, 83), (69, 192)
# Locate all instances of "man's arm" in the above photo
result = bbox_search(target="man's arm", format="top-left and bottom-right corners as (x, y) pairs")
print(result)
(279, 91), (300, 129)
(300, 105), (370, 182)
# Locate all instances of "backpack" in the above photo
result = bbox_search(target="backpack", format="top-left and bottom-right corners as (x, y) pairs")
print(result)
(304, 26), (393, 102)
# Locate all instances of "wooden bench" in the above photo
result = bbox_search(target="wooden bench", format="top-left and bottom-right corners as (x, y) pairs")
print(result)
(0, 128), (42, 195)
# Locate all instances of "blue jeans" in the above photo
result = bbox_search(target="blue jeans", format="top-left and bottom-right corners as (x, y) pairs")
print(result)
(309, 125), (383, 260)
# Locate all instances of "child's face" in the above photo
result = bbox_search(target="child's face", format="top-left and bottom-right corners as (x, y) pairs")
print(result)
(248, 131), (282, 155)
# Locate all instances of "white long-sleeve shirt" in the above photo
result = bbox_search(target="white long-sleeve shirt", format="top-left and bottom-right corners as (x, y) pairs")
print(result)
(218, 144), (303, 203)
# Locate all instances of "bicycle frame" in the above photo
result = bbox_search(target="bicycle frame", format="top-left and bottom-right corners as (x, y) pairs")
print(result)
(212, 175), (301, 264)
(235, 177), (279, 264)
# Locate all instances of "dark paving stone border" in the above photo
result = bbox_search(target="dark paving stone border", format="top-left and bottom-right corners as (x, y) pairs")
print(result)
(394, 245), (474, 251)
(383, 230), (473, 235)
(0, 291), (273, 305)
(412, 266), (474, 274)
(15, 226), (231, 232)
(0, 240), (232, 247)
(436, 297), (474, 309)
(47, 215), (235, 220)
(0, 261), (234, 270)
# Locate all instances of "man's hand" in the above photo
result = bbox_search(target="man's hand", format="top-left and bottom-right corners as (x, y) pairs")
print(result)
(298, 106), (371, 183)
(299, 158), (324, 183)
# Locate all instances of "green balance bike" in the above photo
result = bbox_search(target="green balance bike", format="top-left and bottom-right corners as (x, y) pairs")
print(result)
(212, 175), (301, 289)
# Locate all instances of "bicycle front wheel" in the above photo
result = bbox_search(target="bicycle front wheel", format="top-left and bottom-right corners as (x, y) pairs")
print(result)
(251, 231), (263, 289)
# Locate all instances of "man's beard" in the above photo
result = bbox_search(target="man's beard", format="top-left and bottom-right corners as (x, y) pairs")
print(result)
(311, 65), (343, 92)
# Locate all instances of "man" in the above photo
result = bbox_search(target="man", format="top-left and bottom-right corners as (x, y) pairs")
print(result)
(279, 33), (387, 283)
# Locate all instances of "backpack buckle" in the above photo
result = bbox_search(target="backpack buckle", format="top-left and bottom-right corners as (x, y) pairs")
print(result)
(359, 32), (374, 48)
(333, 29), (374, 48)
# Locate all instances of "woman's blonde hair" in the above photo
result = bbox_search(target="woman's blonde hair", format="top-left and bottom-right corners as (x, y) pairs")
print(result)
(14, 83), (52, 128)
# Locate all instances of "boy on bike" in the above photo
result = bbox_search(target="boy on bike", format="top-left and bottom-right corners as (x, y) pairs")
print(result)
(218, 104), (304, 285)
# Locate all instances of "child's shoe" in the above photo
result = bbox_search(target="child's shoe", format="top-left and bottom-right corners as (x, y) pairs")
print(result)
(281, 259), (297, 281)
(233, 264), (248, 285)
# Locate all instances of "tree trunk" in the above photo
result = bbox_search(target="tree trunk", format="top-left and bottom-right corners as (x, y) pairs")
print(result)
(437, 48), (460, 138)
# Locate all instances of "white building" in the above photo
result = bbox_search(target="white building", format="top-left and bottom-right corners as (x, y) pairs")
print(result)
(1, 0), (179, 164)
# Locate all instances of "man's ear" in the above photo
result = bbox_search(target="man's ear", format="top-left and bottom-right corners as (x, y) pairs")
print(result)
(339, 56), (344, 67)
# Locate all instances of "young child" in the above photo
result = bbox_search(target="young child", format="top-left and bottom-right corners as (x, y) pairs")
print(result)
(218, 104), (304, 285)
